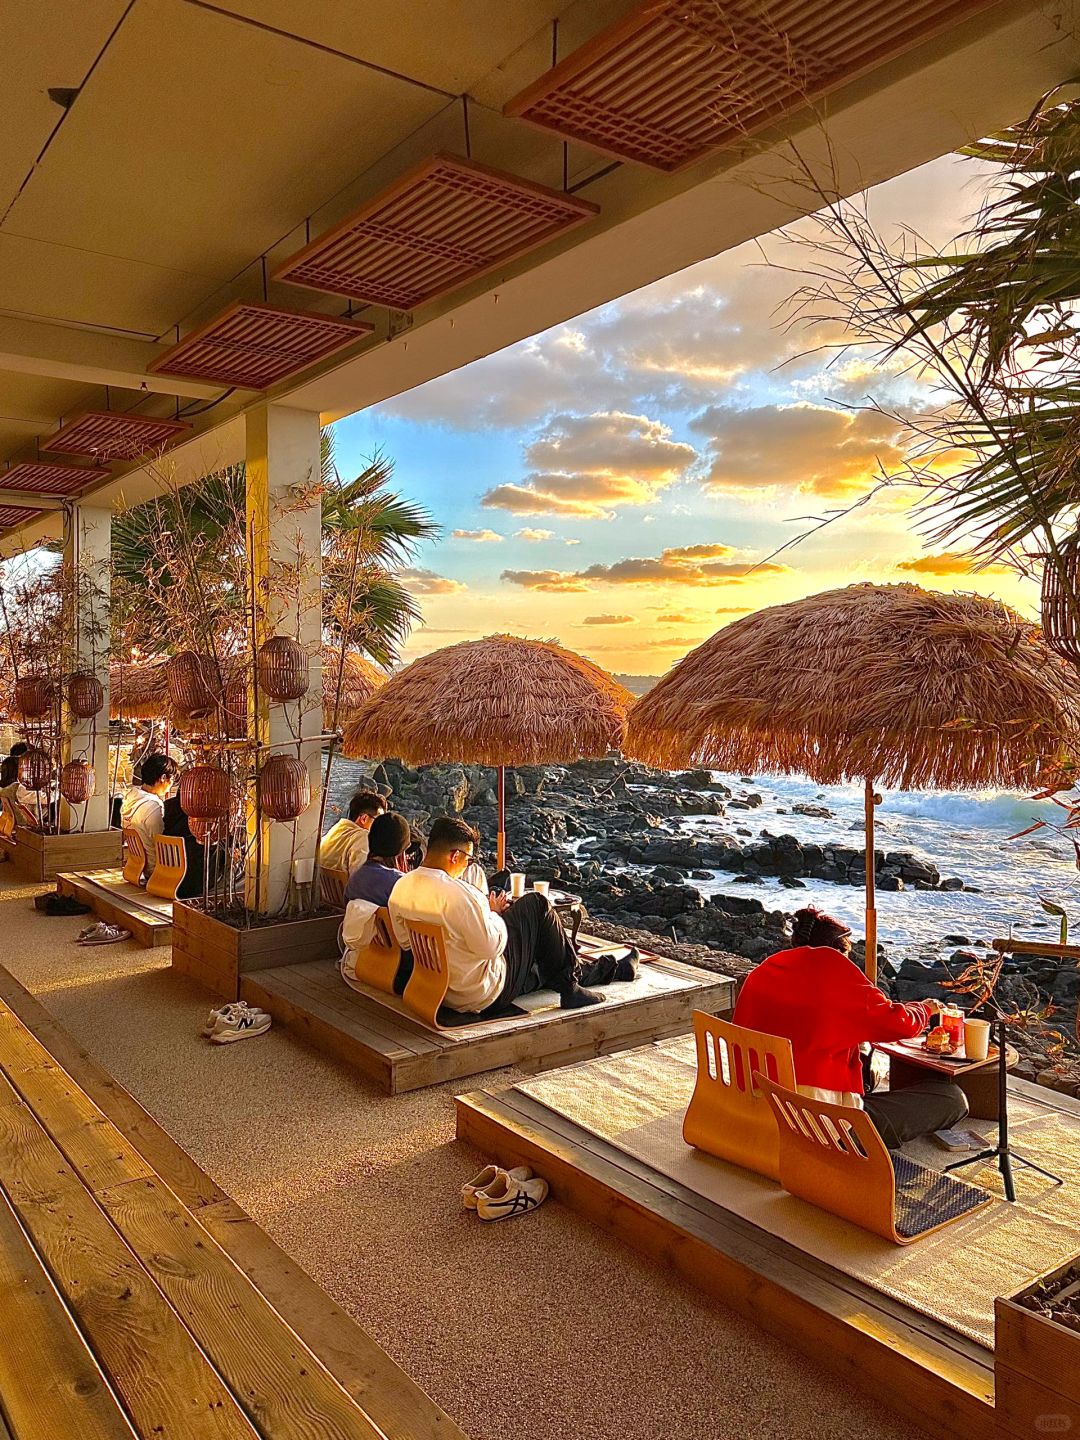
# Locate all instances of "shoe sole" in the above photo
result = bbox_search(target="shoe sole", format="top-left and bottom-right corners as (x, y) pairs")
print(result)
(210, 1023), (272, 1044)
(201, 1011), (269, 1037)
(477, 1201), (547, 1221)
(78, 933), (131, 946)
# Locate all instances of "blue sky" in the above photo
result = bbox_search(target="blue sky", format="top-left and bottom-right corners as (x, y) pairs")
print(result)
(332, 149), (1035, 674)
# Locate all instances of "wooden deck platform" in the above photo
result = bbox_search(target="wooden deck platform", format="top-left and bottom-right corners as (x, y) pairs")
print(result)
(57, 867), (174, 947)
(241, 950), (735, 1093)
(456, 1068), (996, 1440)
(0, 961), (467, 1440)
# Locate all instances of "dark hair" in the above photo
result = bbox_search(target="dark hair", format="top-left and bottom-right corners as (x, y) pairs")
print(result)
(366, 812), (411, 861)
(790, 906), (851, 951)
(141, 754), (178, 788)
(9, 742), (28, 759)
(427, 816), (479, 853)
(348, 788), (387, 822)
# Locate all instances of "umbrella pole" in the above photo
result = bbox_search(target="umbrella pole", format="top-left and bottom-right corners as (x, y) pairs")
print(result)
(497, 765), (506, 872)
(864, 777), (878, 985)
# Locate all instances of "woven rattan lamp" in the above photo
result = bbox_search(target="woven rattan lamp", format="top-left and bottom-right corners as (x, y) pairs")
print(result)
(59, 759), (95, 805)
(257, 637), (310, 702)
(257, 755), (311, 821)
(14, 676), (53, 719)
(179, 765), (231, 821)
(68, 672), (105, 719)
(1041, 541), (1080, 663)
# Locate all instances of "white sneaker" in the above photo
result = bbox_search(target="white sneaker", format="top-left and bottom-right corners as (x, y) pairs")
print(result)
(201, 1001), (266, 1037)
(461, 1164), (532, 1210)
(209, 1006), (272, 1044)
(476, 1170), (549, 1221)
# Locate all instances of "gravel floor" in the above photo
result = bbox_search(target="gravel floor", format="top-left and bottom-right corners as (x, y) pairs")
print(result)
(0, 870), (928, 1440)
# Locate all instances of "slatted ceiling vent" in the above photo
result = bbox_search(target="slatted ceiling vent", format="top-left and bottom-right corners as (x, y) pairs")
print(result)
(148, 303), (373, 391)
(43, 411), (191, 462)
(0, 505), (42, 529)
(0, 460), (110, 494)
(504, 0), (997, 172)
(274, 153), (599, 312)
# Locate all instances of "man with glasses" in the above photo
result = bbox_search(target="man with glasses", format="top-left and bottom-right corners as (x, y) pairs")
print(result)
(388, 815), (605, 1015)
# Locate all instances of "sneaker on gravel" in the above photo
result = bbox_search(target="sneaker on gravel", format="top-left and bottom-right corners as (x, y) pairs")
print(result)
(462, 1165), (532, 1210)
(77, 922), (131, 946)
(201, 1001), (268, 1037)
(476, 1171), (549, 1222)
(209, 1007), (272, 1044)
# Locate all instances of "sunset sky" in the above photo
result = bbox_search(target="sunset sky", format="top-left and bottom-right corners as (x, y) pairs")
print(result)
(333, 148), (1035, 677)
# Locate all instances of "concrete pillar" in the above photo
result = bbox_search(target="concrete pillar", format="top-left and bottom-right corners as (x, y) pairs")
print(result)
(61, 503), (112, 832)
(245, 404), (323, 913)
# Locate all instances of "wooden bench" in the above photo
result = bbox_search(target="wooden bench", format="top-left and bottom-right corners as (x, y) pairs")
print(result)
(0, 962), (467, 1440)
(57, 869), (174, 947)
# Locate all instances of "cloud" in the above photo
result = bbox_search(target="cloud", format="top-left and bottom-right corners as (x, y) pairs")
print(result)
(661, 543), (737, 561)
(655, 611), (705, 625)
(582, 614), (636, 626)
(398, 566), (467, 595)
(896, 551), (1011, 576)
(716, 606), (753, 614)
(482, 412), (697, 520)
(691, 402), (907, 497)
(515, 528), (554, 542)
(499, 569), (592, 593)
(502, 546), (788, 592)
(451, 528), (502, 543)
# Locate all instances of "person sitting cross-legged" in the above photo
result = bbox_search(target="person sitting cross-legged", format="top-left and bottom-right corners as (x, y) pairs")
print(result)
(320, 788), (386, 876)
(388, 816), (607, 1016)
(733, 905), (968, 1148)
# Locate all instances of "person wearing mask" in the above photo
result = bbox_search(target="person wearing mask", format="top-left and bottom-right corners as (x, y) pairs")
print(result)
(733, 905), (968, 1147)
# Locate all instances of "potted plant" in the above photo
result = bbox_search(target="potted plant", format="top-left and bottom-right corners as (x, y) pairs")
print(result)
(996, 1256), (1080, 1436)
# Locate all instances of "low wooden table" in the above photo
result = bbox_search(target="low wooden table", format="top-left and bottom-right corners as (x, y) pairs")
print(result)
(878, 1037), (1019, 1122)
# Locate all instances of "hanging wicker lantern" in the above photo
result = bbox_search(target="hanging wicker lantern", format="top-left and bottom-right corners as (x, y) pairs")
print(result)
(68, 672), (105, 719)
(14, 675), (53, 719)
(190, 814), (225, 845)
(257, 636), (310, 702)
(59, 759), (96, 805)
(178, 764), (231, 821)
(17, 747), (52, 792)
(221, 675), (248, 738)
(166, 651), (214, 717)
(1041, 539), (1080, 662)
(257, 754), (311, 821)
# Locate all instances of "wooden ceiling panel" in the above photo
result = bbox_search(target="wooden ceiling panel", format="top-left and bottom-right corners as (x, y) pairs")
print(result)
(505, 0), (1000, 171)
(274, 153), (599, 311)
(43, 411), (191, 462)
(0, 504), (43, 531)
(148, 302), (373, 389)
(0, 460), (110, 494)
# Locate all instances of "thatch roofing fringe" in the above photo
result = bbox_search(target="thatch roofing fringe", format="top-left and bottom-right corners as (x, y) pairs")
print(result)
(342, 634), (632, 766)
(626, 583), (1080, 790)
(109, 647), (386, 727)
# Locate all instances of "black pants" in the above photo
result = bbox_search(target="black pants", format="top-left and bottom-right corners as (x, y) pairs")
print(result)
(485, 893), (580, 1011)
(864, 1079), (969, 1148)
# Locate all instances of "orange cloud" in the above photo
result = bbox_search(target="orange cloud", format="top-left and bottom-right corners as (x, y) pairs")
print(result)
(452, 528), (503, 543)
(399, 566), (466, 595)
(500, 569), (592, 593)
(582, 614), (636, 625)
(896, 551), (1011, 576)
(502, 547), (787, 592)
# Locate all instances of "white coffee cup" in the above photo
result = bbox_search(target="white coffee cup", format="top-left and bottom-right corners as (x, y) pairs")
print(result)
(964, 1018), (991, 1061)
(533, 879), (550, 897)
(510, 872), (526, 899)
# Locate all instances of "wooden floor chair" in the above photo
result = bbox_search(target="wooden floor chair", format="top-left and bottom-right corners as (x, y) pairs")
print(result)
(683, 1011), (796, 1182)
(320, 866), (349, 910)
(147, 835), (187, 900)
(0, 796), (16, 840)
(351, 906), (401, 993)
(403, 919), (450, 1028)
(121, 828), (147, 886)
(755, 1075), (993, 1244)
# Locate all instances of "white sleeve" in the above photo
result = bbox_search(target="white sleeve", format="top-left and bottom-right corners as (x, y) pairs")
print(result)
(451, 881), (507, 960)
(388, 894), (411, 950)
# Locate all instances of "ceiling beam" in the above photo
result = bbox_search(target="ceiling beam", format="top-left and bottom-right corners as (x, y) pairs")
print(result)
(0, 315), (221, 400)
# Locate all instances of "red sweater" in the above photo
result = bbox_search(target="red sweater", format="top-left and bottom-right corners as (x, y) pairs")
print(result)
(733, 945), (929, 1095)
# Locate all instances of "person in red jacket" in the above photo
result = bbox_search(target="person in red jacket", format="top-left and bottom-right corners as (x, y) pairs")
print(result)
(734, 905), (967, 1147)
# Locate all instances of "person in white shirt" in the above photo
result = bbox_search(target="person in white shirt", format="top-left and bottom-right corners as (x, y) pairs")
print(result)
(389, 816), (605, 1016)
(119, 753), (176, 879)
(319, 789), (387, 877)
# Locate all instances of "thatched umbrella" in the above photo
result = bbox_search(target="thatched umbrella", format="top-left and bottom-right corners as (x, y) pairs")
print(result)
(342, 634), (633, 868)
(627, 583), (1080, 981)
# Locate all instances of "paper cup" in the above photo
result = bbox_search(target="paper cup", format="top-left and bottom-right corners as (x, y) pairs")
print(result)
(510, 872), (526, 899)
(964, 1018), (991, 1061)
(532, 879), (550, 897)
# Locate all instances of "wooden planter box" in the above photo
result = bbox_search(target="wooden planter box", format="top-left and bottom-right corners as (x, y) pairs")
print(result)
(9, 826), (122, 883)
(996, 1255), (1080, 1438)
(171, 901), (343, 1000)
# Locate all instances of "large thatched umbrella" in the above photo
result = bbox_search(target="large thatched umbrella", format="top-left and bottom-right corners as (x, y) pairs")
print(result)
(110, 647), (386, 728)
(627, 583), (1080, 981)
(342, 634), (633, 868)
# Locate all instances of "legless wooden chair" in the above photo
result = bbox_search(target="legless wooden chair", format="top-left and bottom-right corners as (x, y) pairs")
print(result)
(0, 796), (16, 840)
(320, 866), (349, 910)
(403, 919), (450, 1029)
(147, 835), (187, 900)
(352, 907), (402, 993)
(683, 1012), (796, 1182)
(121, 828), (147, 887)
(755, 1075), (993, 1244)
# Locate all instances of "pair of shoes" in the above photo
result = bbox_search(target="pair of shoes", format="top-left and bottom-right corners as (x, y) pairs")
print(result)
(201, 1001), (271, 1044)
(76, 922), (131, 946)
(462, 1164), (549, 1221)
(37, 892), (92, 915)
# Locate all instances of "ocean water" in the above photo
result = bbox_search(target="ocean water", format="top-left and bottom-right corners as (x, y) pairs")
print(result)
(687, 773), (1080, 956)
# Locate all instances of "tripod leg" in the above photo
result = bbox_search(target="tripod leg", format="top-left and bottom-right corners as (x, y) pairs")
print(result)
(999, 1147), (1016, 1203)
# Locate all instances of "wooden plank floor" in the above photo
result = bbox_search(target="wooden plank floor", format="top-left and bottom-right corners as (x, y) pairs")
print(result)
(0, 963), (469, 1440)
(455, 1077), (999, 1440)
(57, 869), (173, 947)
(242, 953), (735, 1093)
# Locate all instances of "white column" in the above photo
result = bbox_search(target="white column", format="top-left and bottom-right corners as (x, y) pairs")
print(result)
(245, 404), (323, 913)
(62, 502), (112, 832)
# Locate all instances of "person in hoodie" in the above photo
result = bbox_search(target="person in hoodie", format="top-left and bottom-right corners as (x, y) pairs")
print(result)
(319, 789), (386, 876)
(733, 905), (968, 1147)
